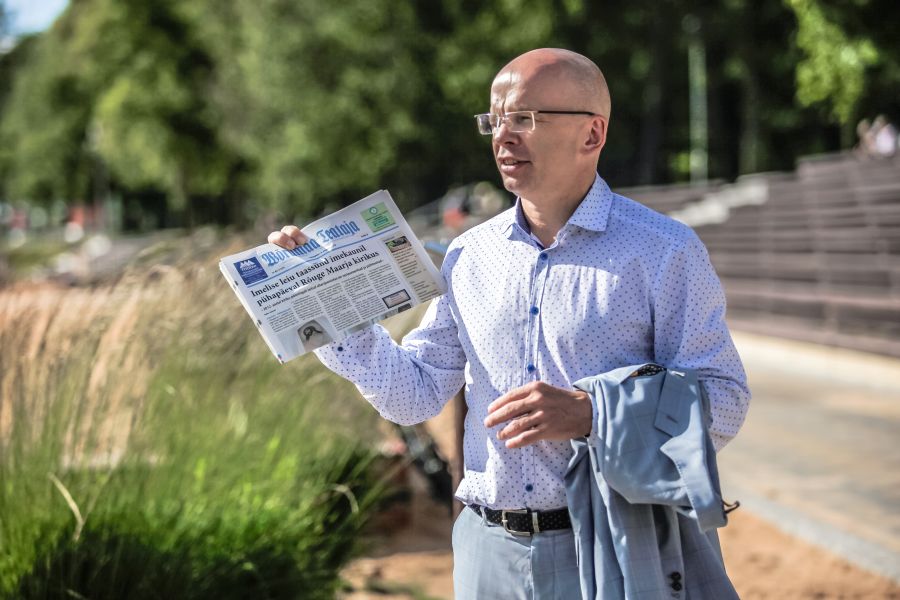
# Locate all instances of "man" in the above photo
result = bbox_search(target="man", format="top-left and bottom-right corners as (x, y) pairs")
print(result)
(269, 48), (750, 599)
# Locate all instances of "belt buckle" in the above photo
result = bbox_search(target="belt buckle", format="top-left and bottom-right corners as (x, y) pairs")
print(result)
(501, 509), (532, 537)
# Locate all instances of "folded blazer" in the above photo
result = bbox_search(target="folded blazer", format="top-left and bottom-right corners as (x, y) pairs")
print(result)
(565, 364), (739, 600)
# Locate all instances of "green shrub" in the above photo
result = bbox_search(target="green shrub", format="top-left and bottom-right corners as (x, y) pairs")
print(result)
(0, 231), (387, 599)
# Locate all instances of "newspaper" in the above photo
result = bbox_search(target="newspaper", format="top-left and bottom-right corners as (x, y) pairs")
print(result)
(220, 190), (445, 363)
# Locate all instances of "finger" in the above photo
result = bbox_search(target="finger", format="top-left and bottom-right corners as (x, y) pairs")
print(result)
(267, 231), (297, 249)
(486, 384), (532, 414)
(281, 225), (309, 246)
(484, 398), (531, 428)
(498, 410), (544, 440)
(504, 423), (548, 449)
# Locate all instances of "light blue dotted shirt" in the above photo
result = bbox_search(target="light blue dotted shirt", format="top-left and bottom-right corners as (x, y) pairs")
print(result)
(315, 174), (750, 511)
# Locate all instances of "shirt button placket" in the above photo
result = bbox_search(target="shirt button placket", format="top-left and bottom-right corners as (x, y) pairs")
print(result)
(524, 247), (549, 501)
(526, 249), (547, 382)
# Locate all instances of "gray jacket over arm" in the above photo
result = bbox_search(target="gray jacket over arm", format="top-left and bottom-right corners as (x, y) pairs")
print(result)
(565, 364), (740, 600)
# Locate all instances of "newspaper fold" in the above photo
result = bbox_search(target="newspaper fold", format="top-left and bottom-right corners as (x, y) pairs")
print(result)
(220, 190), (445, 363)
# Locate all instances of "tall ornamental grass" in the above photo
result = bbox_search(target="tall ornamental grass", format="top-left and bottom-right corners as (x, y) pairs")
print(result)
(0, 230), (389, 599)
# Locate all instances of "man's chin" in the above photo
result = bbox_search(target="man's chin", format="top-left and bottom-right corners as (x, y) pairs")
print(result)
(500, 174), (528, 196)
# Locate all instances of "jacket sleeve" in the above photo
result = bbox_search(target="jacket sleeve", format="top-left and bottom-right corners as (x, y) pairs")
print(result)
(650, 231), (751, 450)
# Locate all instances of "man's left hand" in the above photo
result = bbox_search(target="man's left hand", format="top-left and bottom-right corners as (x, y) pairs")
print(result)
(484, 381), (593, 449)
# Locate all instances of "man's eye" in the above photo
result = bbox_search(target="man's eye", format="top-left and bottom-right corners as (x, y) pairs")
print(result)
(511, 114), (533, 126)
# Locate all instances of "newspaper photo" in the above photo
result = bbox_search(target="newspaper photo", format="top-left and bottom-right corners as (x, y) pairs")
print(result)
(220, 190), (445, 363)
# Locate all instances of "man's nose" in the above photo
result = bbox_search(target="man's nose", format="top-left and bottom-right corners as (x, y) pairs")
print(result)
(493, 119), (518, 144)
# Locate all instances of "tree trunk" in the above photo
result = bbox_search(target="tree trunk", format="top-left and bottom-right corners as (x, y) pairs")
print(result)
(637, 9), (666, 185)
(739, 59), (761, 175)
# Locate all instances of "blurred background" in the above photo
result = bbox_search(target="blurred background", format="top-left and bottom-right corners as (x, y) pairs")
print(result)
(0, 0), (897, 233)
(1, 1), (898, 599)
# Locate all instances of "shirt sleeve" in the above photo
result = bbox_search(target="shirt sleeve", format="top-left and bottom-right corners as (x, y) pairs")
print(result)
(651, 231), (751, 451)
(313, 291), (467, 425)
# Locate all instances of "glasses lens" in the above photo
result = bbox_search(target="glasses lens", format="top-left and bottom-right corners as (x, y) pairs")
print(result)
(475, 112), (537, 135)
(475, 114), (493, 135)
(506, 111), (535, 132)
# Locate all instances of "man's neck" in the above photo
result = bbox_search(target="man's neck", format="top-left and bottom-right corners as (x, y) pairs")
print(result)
(520, 175), (595, 247)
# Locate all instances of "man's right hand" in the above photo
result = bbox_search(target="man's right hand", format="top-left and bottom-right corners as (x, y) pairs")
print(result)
(267, 225), (309, 250)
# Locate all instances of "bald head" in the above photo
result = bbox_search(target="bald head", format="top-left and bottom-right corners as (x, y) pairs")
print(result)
(488, 48), (610, 209)
(495, 48), (611, 119)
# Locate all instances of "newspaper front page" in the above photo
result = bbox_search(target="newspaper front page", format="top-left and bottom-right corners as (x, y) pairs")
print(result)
(220, 190), (444, 363)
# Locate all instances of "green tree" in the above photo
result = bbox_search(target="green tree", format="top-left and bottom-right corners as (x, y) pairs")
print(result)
(786, 0), (878, 135)
(79, 0), (239, 225)
(0, 29), (93, 205)
(0, 0), (240, 224)
(801, 0), (900, 132)
(2, 0), (896, 224)
(200, 0), (425, 216)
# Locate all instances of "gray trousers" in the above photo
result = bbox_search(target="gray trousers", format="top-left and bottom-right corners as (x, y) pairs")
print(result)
(452, 507), (582, 599)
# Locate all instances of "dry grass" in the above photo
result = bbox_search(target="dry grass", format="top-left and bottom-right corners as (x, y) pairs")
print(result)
(0, 230), (389, 598)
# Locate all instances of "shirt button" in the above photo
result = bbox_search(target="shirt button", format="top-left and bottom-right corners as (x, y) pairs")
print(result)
(526, 364), (535, 373)
(539, 252), (548, 260)
(530, 306), (539, 315)
(336, 346), (344, 352)
(525, 484), (534, 492)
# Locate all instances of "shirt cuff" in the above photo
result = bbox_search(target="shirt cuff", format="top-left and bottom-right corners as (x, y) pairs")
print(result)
(312, 324), (378, 372)
(584, 387), (602, 446)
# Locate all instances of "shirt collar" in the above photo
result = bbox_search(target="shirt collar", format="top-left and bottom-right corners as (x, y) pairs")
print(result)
(500, 174), (613, 239)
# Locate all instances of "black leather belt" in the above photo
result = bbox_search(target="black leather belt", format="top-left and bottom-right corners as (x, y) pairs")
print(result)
(469, 504), (571, 536)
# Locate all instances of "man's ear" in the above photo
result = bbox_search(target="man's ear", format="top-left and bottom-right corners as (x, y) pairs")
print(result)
(584, 116), (607, 154)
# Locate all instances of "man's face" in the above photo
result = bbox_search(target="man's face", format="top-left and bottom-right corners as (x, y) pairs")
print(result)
(489, 69), (588, 203)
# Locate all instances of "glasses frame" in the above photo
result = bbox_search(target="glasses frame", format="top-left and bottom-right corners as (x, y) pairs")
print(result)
(474, 110), (598, 135)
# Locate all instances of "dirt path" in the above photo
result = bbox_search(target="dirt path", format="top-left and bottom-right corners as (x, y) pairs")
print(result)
(339, 469), (453, 600)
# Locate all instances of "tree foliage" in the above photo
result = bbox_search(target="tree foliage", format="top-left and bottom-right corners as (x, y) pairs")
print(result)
(0, 0), (896, 225)
(787, 0), (878, 124)
(0, 29), (93, 205)
(206, 0), (425, 214)
(86, 0), (235, 212)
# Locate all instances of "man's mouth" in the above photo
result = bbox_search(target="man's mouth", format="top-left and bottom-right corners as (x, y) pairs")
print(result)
(498, 158), (529, 168)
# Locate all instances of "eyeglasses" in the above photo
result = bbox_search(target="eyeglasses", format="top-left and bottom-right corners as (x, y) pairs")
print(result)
(474, 110), (598, 135)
